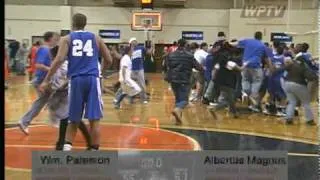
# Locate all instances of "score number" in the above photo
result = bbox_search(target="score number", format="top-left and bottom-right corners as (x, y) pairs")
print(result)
(72, 39), (93, 57)
(141, 158), (162, 169)
(174, 169), (188, 180)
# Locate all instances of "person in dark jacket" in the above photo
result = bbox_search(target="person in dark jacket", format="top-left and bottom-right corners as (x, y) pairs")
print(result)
(202, 40), (223, 105)
(166, 39), (203, 125)
(208, 42), (243, 118)
(276, 56), (317, 125)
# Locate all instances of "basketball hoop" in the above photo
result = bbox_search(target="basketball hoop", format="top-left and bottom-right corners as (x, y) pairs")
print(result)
(131, 10), (162, 31)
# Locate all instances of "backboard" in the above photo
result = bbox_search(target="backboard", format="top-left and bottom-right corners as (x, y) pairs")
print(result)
(131, 10), (162, 31)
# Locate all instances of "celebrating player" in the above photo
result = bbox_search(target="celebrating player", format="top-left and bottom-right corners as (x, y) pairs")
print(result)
(39, 13), (113, 151)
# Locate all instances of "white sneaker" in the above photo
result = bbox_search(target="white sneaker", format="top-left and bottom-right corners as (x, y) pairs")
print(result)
(63, 144), (72, 151)
(207, 104), (217, 110)
(209, 102), (218, 106)
(276, 111), (286, 117)
(18, 123), (29, 135)
(248, 105), (260, 113)
(249, 96), (258, 106)
(189, 91), (197, 101)
(143, 100), (148, 104)
(241, 92), (248, 104)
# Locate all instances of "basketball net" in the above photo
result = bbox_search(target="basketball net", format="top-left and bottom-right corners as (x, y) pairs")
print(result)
(143, 23), (154, 62)
(143, 24), (152, 41)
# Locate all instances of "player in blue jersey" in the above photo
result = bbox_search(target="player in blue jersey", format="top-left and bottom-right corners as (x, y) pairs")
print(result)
(300, 43), (319, 103)
(230, 32), (272, 112)
(258, 42), (274, 108)
(18, 31), (59, 135)
(265, 46), (287, 116)
(40, 13), (112, 151)
(129, 37), (152, 104)
(300, 43), (319, 73)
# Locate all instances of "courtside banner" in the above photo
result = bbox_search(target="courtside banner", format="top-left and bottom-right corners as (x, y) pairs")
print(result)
(99, 30), (121, 39)
(32, 151), (288, 179)
(182, 31), (204, 40)
(271, 32), (293, 42)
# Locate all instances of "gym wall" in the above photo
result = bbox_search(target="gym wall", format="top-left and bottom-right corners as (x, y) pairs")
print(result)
(5, 4), (319, 54)
(229, 9), (318, 55)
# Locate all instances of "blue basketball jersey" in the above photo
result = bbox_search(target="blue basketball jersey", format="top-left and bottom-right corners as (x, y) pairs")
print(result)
(67, 31), (99, 78)
(268, 54), (286, 99)
(271, 54), (285, 77)
(131, 46), (145, 71)
(301, 52), (319, 73)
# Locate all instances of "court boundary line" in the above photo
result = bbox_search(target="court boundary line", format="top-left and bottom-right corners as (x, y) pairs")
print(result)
(287, 153), (319, 157)
(99, 122), (318, 145)
(146, 124), (319, 145)
(5, 144), (194, 151)
(5, 124), (47, 130)
(5, 124), (200, 150)
(5, 122), (318, 145)
(98, 123), (201, 151)
(5, 167), (31, 172)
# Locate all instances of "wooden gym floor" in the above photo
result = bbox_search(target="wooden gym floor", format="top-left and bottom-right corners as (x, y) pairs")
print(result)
(4, 73), (319, 180)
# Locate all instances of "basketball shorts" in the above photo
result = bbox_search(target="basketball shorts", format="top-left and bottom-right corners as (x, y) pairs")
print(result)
(268, 76), (286, 100)
(68, 75), (103, 122)
(121, 79), (141, 97)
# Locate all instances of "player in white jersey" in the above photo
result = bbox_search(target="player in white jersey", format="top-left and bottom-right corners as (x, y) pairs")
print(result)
(113, 46), (141, 109)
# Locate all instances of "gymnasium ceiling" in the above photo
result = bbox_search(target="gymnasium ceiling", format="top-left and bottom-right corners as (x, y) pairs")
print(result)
(5, 0), (319, 9)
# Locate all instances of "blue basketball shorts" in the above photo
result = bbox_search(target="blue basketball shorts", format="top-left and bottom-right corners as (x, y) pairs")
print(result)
(68, 75), (103, 122)
(268, 76), (286, 100)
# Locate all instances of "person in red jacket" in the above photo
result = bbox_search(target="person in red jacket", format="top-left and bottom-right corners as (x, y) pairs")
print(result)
(28, 41), (41, 81)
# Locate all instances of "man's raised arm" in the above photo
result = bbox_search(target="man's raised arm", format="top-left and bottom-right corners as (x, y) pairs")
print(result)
(96, 36), (113, 73)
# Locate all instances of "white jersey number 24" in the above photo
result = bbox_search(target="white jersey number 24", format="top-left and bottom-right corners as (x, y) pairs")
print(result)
(72, 39), (93, 57)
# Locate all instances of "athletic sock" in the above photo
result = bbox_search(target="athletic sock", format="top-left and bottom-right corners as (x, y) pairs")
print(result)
(78, 121), (92, 149)
(56, 118), (68, 150)
(63, 141), (73, 151)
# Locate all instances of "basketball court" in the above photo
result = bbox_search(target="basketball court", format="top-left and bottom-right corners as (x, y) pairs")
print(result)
(4, 0), (319, 179)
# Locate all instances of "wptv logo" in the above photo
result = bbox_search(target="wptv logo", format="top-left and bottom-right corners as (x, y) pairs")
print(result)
(241, 4), (286, 18)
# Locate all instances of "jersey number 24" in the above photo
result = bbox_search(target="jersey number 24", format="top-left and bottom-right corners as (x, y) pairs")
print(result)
(72, 39), (93, 57)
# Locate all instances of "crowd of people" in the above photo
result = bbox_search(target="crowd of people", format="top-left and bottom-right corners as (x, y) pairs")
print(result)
(6, 13), (318, 152)
(163, 31), (319, 126)
(4, 40), (41, 88)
